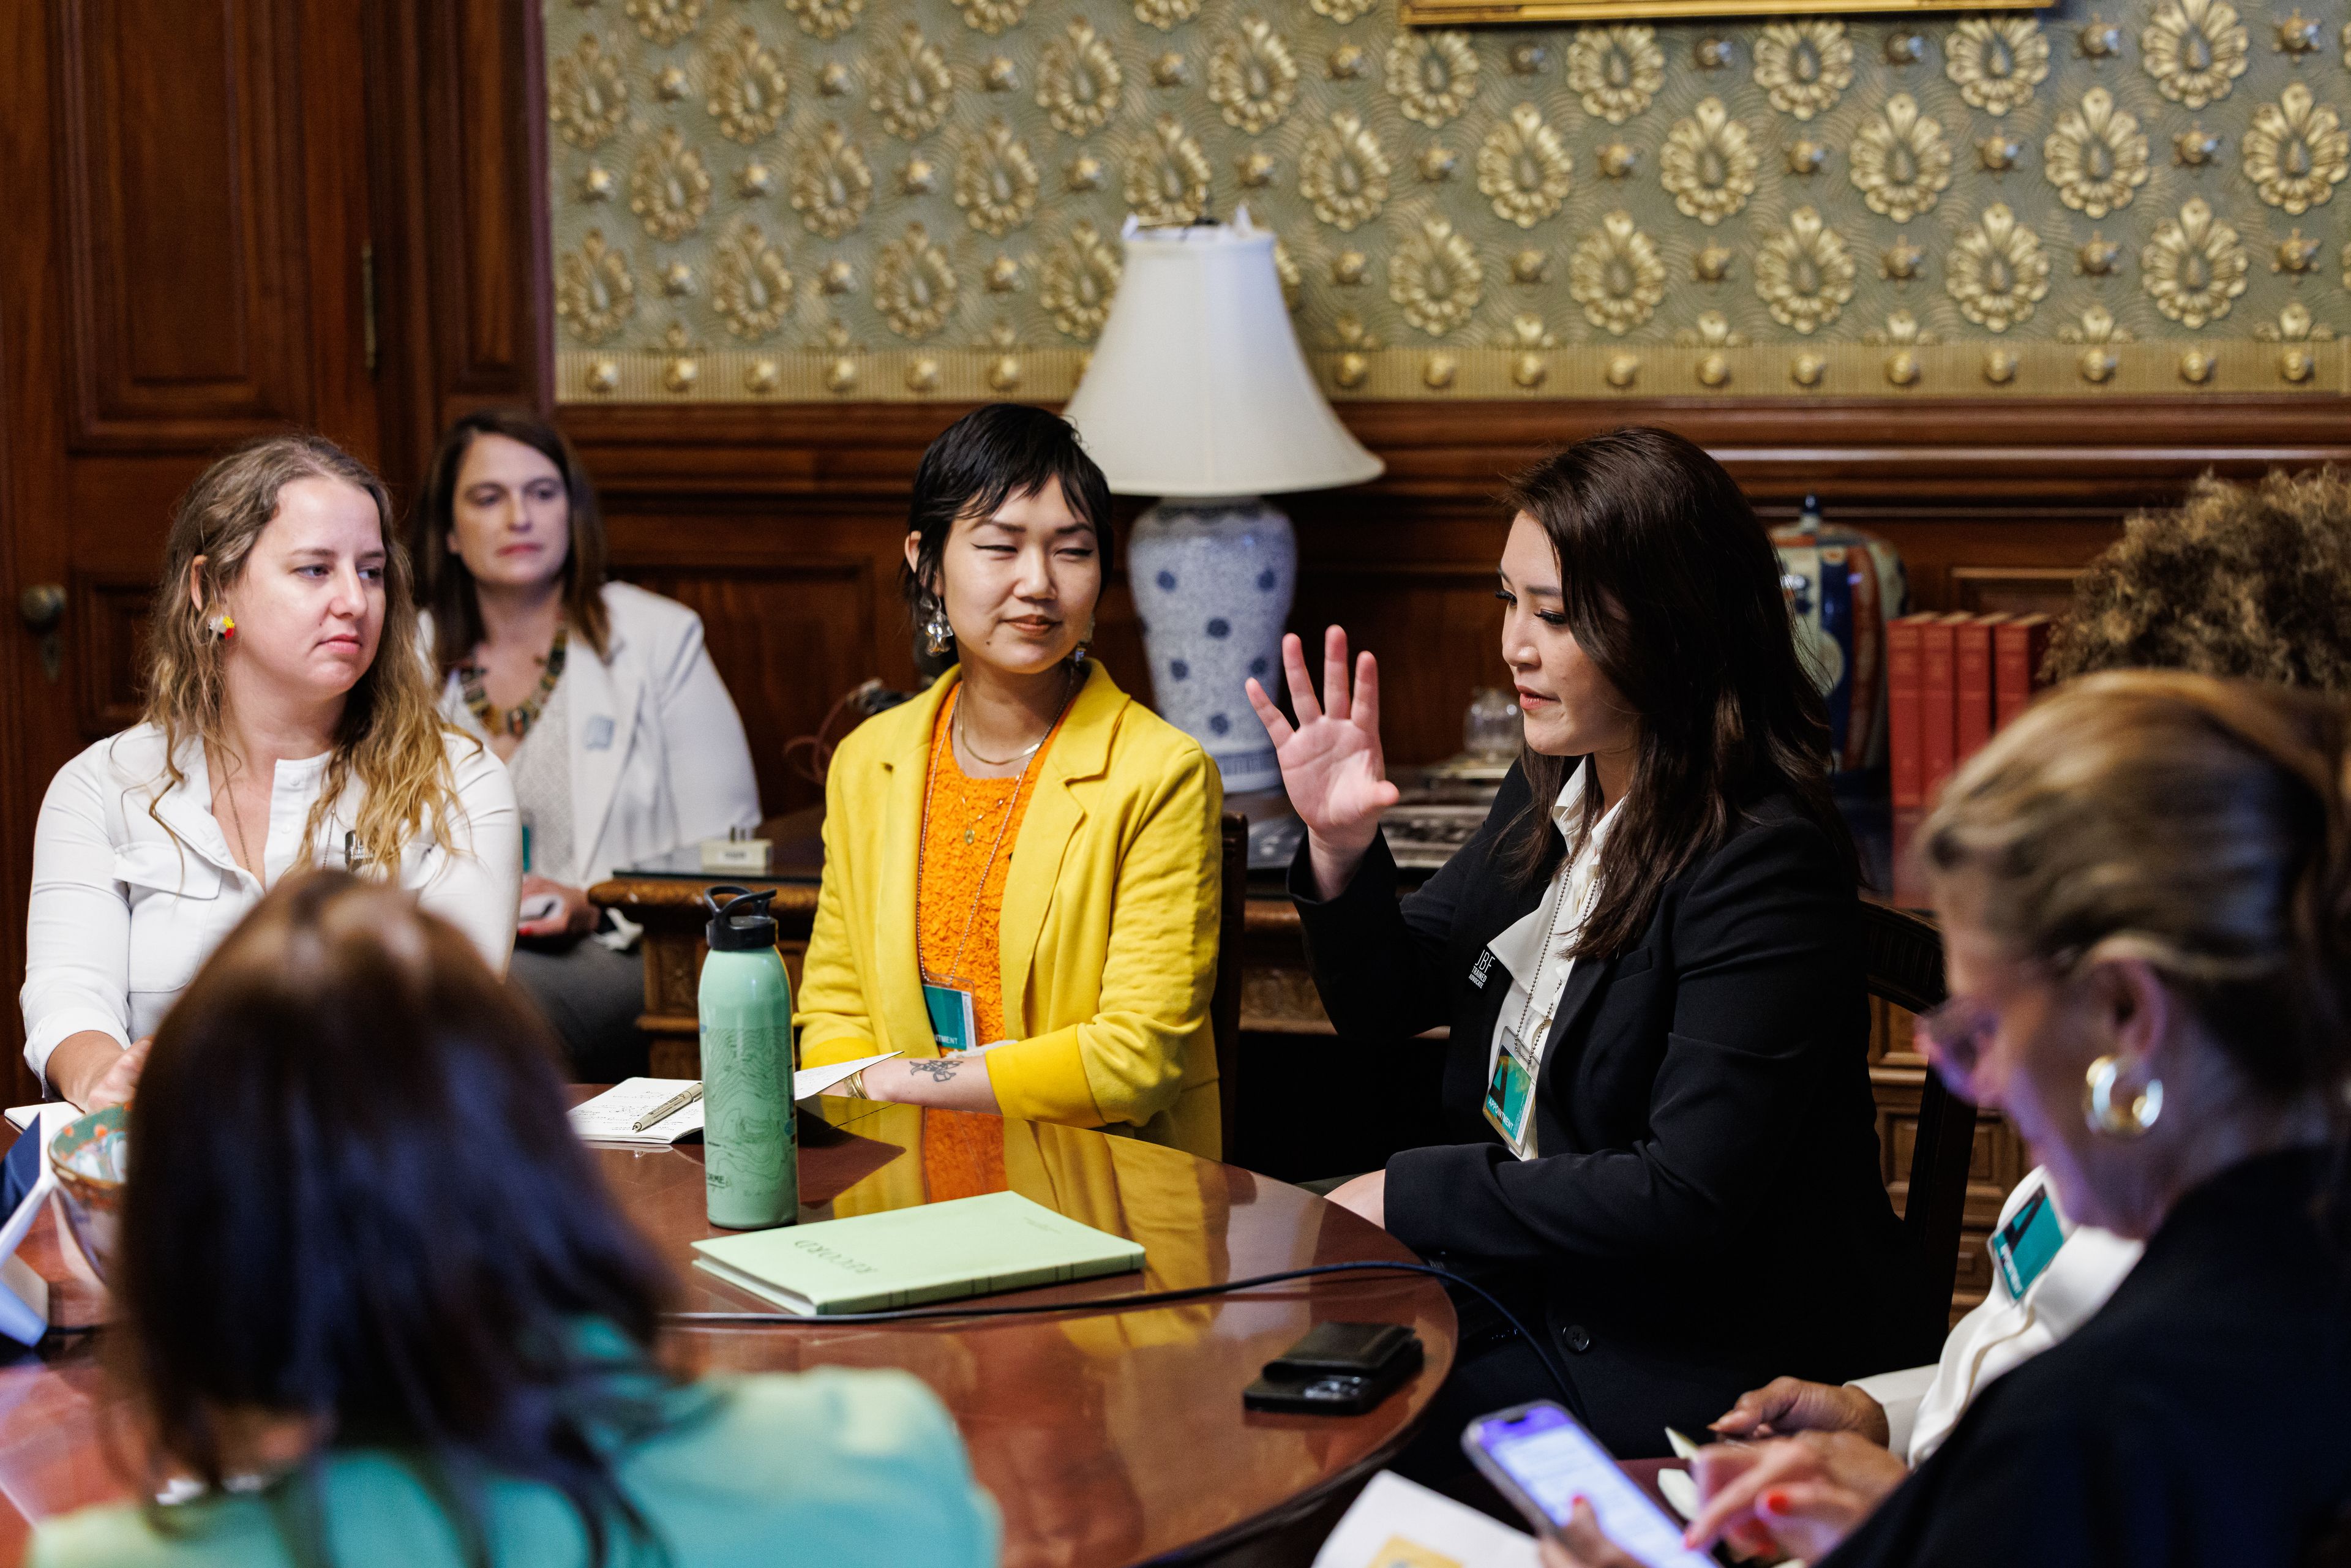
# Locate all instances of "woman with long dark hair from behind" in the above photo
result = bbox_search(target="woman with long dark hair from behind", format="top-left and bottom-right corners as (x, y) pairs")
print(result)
(27, 872), (997, 1568)
(1247, 427), (1902, 1462)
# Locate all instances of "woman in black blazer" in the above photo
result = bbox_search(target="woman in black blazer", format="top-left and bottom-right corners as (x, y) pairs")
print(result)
(1247, 427), (1903, 1460)
(1551, 675), (2351, 1567)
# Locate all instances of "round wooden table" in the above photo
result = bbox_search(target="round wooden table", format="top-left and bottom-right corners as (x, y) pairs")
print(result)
(604, 1095), (1458, 1567)
(0, 1101), (1456, 1567)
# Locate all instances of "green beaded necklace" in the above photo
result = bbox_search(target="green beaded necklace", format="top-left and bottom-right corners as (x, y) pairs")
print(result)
(458, 625), (568, 741)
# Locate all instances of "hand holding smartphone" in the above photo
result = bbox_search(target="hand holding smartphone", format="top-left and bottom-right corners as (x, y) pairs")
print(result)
(1462, 1401), (1716, 1568)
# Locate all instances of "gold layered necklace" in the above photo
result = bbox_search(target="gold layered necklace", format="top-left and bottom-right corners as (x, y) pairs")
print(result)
(953, 664), (1076, 770)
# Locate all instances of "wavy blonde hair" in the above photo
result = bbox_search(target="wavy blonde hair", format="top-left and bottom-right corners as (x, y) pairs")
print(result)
(1922, 670), (2351, 1117)
(145, 435), (467, 874)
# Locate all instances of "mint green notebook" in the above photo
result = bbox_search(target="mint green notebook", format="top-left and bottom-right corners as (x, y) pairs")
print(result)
(691, 1190), (1147, 1315)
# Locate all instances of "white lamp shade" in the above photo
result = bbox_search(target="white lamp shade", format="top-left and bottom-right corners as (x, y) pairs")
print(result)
(1062, 216), (1382, 498)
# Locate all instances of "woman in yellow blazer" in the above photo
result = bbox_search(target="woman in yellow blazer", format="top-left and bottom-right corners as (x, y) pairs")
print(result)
(796, 405), (1223, 1156)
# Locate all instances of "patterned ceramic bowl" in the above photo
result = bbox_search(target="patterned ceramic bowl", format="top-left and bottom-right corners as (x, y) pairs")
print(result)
(48, 1106), (126, 1286)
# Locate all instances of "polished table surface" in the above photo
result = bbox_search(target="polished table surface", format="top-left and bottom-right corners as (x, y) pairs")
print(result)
(0, 1098), (1458, 1567)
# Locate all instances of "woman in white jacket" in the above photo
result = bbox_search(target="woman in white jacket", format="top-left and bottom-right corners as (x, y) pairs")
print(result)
(413, 411), (759, 1077)
(22, 435), (520, 1110)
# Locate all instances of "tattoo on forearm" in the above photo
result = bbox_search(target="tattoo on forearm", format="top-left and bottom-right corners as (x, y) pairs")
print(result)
(910, 1058), (964, 1082)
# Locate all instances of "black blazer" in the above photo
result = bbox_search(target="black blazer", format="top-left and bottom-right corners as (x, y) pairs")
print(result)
(1824, 1147), (2351, 1568)
(1291, 763), (1903, 1455)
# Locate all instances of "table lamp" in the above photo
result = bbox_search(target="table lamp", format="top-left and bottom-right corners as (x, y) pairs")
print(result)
(1062, 210), (1382, 793)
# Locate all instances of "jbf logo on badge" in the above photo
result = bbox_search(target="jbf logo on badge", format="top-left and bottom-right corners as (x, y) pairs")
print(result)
(1469, 950), (1496, 989)
(1992, 1184), (2065, 1300)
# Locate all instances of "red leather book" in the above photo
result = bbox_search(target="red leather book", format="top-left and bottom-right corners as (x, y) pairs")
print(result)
(1920, 613), (1967, 806)
(1955, 613), (2003, 765)
(1888, 613), (1933, 809)
(1995, 613), (2056, 729)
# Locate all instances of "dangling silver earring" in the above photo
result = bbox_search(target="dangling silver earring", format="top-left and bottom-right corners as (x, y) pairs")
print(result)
(923, 596), (955, 656)
(1071, 620), (1095, 668)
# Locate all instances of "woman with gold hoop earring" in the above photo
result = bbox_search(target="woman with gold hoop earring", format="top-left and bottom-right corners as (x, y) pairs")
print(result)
(796, 403), (1224, 1157)
(1549, 670), (2351, 1568)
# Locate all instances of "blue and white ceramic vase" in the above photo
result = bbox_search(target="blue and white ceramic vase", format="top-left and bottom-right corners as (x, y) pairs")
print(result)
(1769, 496), (1909, 775)
(1128, 496), (1294, 793)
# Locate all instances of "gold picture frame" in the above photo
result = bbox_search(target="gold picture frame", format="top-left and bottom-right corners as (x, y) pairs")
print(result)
(1400, 0), (2050, 21)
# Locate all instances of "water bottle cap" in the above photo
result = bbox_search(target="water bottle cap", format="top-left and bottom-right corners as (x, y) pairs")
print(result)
(703, 885), (779, 951)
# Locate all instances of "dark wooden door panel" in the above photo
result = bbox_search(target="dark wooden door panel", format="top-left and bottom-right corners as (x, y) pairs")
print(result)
(612, 561), (877, 817)
(1286, 563), (1506, 767)
(70, 572), (153, 738)
(56, 0), (311, 446)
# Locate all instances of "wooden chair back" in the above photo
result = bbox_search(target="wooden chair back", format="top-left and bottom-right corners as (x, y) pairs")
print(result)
(1861, 899), (1979, 1367)
(1211, 812), (1248, 1160)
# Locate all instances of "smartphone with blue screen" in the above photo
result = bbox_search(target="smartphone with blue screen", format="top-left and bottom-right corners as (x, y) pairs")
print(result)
(1461, 1401), (1716, 1568)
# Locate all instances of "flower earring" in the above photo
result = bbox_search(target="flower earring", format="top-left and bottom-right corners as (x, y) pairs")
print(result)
(2083, 1054), (2162, 1138)
(206, 610), (236, 643)
(922, 596), (955, 656)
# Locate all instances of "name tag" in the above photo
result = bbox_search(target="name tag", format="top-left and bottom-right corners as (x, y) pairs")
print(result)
(922, 982), (978, 1054)
(1992, 1184), (2065, 1300)
(1481, 1026), (1540, 1160)
(585, 715), (616, 751)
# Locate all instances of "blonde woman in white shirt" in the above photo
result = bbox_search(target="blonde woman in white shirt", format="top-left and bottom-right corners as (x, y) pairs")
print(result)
(23, 435), (520, 1111)
(413, 411), (759, 1078)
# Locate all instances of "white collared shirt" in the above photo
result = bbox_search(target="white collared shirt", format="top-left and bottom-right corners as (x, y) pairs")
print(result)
(20, 724), (520, 1087)
(1850, 1166), (2143, 1466)
(1482, 760), (1623, 1156)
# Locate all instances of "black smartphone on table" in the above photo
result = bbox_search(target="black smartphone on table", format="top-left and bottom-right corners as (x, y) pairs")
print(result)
(1242, 1321), (1423, 1415)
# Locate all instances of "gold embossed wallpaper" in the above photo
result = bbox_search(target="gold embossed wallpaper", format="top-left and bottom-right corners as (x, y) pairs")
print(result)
(546, 0), (2351, 402)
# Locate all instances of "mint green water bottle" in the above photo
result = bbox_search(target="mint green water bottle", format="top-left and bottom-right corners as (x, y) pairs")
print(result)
(699, 886), (797, 1229)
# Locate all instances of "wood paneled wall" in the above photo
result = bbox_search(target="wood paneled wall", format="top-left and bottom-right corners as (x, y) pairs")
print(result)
(565, 396), (2351, 819)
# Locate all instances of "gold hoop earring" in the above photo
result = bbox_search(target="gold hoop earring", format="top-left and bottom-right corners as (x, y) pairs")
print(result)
(2083, 1054), (2162, 1138)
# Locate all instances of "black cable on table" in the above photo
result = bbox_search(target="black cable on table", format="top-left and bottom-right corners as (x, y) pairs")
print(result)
(665, 1258), (1579, 1410)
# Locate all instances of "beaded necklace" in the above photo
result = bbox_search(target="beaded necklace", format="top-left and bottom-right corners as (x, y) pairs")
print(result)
(458, 626), (568, 741)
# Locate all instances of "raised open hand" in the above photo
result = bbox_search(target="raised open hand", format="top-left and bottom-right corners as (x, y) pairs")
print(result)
(1245, 626), (1401, 897)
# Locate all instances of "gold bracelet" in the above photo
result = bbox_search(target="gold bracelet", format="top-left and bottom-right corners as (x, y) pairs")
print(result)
(846, 1069), (869, 1098)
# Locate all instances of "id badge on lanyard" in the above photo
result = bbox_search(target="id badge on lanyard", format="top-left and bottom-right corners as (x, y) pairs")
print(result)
(923, 982), (978, 1054)
(1991, 1183), (2064, 1300)
(1482, 1024), (1542, 1160)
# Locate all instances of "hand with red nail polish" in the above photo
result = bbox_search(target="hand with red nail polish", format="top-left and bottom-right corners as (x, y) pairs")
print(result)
(1683, 1431), (1911, 1562)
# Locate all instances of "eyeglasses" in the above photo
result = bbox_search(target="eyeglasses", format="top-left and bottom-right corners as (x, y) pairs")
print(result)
(1913, 996), (1997, 1101)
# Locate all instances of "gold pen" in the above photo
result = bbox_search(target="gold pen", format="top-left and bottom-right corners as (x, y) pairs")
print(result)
(631, 1083), (703, 1133)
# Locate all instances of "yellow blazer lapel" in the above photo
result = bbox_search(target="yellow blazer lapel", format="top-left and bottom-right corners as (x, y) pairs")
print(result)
(875, 669), (957, 1057)
(997, 664), (1126, 1037)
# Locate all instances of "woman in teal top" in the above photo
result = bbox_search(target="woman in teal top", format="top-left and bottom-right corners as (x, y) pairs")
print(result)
(30, 871), (998, 1568)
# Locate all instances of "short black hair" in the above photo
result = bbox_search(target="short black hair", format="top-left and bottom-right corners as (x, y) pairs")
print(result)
(901, 403), (1114, 617)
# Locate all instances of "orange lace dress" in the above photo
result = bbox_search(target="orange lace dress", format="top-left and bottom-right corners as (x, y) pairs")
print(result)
(915, 687), (1070, 1198)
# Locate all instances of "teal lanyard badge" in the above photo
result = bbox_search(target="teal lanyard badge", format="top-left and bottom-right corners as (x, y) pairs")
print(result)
(1991, 1184), (2065, 1300)
(923, 982), (978, 1054)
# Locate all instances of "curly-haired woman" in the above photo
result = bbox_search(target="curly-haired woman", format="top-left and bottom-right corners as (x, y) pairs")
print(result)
(2044, 467), (2351, 690)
